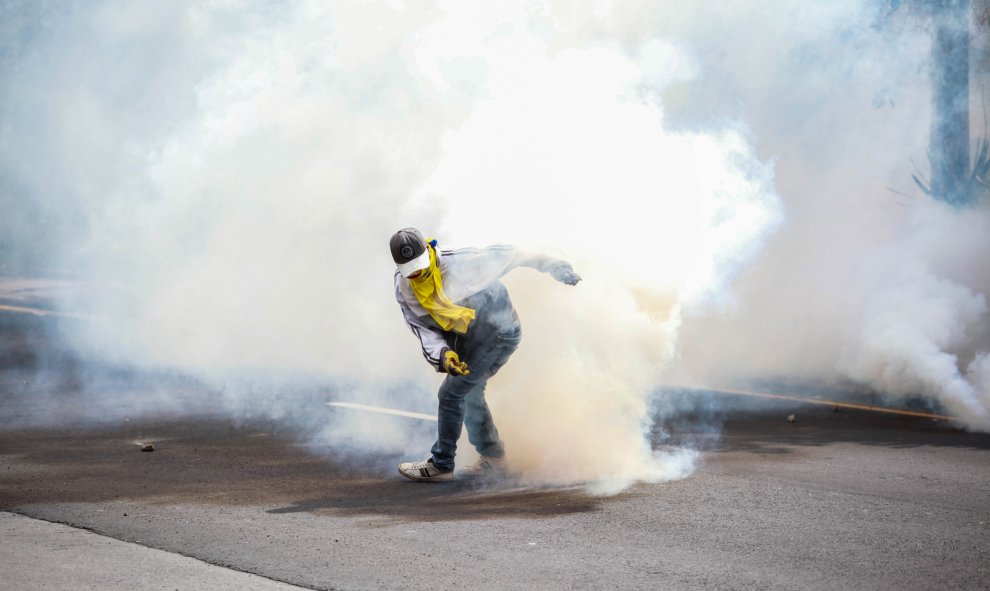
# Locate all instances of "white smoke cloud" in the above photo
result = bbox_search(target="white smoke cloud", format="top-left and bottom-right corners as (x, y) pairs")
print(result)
(837, 201), (990, 423)
(660, 1), (990, 427)
(412, 13), (779, 487)
(5, 0), (990, 493)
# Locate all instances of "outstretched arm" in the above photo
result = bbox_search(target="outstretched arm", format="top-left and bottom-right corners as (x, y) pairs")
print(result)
(434, 244), (581, 303)
(516, 252), (582, 285)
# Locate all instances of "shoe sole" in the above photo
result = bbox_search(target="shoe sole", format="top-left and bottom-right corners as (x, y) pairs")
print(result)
(398, 466), (454, 483)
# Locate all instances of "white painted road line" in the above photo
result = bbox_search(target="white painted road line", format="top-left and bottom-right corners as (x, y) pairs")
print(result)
(0, 303), (98, 320)
(327, 401), (437, 422)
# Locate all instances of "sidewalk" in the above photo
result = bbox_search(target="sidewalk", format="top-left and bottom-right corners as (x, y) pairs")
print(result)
(1, 512), (310, 591)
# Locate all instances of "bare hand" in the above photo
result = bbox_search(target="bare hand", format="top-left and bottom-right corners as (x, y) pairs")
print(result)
(551, 262), (582, 286)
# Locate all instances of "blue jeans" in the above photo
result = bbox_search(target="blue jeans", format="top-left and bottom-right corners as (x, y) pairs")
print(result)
(430, 328), (521, 470)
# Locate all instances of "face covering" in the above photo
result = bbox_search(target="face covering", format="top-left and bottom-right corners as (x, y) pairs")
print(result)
(408, 245), (476, 334)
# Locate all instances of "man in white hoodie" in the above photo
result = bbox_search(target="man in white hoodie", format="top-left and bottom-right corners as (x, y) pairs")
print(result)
(390, 227), (581, 481)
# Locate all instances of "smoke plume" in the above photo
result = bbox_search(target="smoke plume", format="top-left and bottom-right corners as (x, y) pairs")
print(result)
(3, 0), (989, 495)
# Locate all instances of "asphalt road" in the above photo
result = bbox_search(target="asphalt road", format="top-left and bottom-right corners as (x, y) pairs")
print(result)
(1, 306), (989, 590)
(3, 406), (989, 590)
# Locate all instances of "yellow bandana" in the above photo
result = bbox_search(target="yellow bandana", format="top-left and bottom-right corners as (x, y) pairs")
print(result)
(409, 245), (475, 334)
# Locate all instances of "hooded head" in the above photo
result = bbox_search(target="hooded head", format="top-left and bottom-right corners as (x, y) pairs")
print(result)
(390, 227), (431, 278)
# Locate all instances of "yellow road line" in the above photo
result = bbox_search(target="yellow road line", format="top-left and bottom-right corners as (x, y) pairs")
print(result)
(704, 386), (958, 422)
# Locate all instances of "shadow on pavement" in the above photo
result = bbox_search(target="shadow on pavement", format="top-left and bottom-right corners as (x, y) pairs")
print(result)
(0, 418), (608, 523)
(0, 312), (610, 522)
(266, 480), (604, 523)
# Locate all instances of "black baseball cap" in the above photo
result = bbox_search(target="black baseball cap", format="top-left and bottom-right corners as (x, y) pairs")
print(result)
(390, 227), (431, 277)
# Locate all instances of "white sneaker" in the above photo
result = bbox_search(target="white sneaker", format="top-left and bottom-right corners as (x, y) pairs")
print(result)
(459, 455), (507, 477)
(398, 458), (454, 482)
